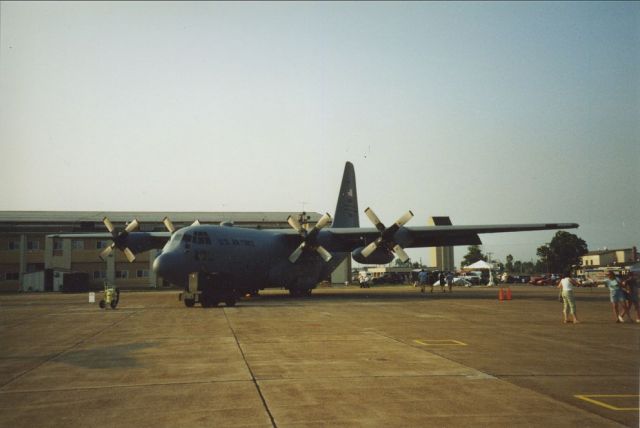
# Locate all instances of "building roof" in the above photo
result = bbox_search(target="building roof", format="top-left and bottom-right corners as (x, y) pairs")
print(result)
(0, 211), (319, 223)
(583, 248), (633, 256)
(0, 211), (321, 233)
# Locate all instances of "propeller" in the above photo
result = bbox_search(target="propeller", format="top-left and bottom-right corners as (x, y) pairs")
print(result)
(287, 212), (333, 263)
(360, 207), (414, 262)
(99, 217), (139, 262)
(162, 217), (176, 234)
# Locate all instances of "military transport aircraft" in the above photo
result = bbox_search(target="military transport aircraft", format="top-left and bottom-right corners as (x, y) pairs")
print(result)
(51, 162), (577, 307)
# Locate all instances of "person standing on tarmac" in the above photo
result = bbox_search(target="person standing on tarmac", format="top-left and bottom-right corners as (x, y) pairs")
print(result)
(620, 271), (639, 323)
(446, 271), (454, 293)
(593, 271), (626, 323)
(438, 271), (446, 293)
(556, 272), (580, 324)
(418, 269), (428, 293)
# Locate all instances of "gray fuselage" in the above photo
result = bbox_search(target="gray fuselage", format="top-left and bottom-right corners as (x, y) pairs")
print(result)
(152, 224), (345, 292)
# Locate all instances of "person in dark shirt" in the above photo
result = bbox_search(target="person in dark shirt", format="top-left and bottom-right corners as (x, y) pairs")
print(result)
(620, 271), (639, 323)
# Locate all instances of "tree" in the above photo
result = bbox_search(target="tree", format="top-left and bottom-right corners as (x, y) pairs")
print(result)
(537, 231), (588, 273)
(521, 261), (536, 274)
(394, 258), (413, 268)
(513, 260), (522, 273)
(462, 245), (486, 268)
(505, 254), (514, 272)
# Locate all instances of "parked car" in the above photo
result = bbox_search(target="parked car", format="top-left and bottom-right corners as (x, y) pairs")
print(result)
(529, 276), (556, 286)
(460, 274), (481, 285)
(371, 273), (404, 285)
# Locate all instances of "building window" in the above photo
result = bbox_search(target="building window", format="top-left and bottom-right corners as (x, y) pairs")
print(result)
(27, 241), (40, 250)
(72, 240), (84, 250)
(93, 271), (106, 279)
(5, 272), (19, 281)
(8, 241), (20, 250)
(53, 240), (63, 251)
(115, 270), (129, 279)
(96, 240), (110, 249)
(137, 270), (149, 278)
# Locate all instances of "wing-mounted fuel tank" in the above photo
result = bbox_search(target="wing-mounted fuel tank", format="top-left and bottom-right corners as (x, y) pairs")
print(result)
(352, 246), (394, 265)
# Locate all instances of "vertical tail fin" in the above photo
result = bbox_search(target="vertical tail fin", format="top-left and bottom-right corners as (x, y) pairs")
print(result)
(333, 162), (359, 228)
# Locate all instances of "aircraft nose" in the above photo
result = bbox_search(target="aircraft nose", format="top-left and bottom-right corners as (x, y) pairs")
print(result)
(153, 252), (176, 280)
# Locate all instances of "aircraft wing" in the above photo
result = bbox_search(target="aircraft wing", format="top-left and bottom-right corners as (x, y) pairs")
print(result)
(47, 232), (171, 258)
(47, 232), (171, 240)
(319, 223), (579, 252)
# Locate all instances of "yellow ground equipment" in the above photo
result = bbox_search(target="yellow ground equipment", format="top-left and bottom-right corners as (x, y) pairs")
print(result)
(99, 282), (120, 309)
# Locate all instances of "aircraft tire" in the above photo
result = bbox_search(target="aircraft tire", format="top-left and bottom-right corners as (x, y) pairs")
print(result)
(184, 298), (195, 308)
(110, 299), (118, 309)
(99, 300), (106, 309)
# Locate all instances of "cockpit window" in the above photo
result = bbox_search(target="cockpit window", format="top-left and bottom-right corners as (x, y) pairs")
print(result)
(193, 231), (212, 245)
(181, 233), (192, 250)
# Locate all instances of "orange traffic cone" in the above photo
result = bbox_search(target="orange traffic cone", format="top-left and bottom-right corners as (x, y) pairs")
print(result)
(506, 287), (512, 300)
(498, 287), (504, 301)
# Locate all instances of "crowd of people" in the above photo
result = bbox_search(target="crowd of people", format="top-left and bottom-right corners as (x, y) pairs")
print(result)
(417, 269), (454, 293)
(357, 267), (640, 324)
(557, 270), (639, 324)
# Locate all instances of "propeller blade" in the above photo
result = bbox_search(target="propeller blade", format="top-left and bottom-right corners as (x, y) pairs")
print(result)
(364, 207), (385, 232)
(124, 218), (139, 233)
(395, 211), (414, 227)
(288, 243), (305, 263)
(163, 217), (175, 234)
(191, 219), (200, 227)
(315, 213), (332, 230)
(103, 217), (115, 234)
(287, 215), (304, 234)
(99, 243), (115, 260)
(316, 246), (333, 262)
(392, 244), (410, 263)
(361, 241), (379, 258)
(123, 247), (136, 263)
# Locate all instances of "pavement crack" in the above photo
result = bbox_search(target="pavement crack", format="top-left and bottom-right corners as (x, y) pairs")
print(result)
(223, 308), (277, 428)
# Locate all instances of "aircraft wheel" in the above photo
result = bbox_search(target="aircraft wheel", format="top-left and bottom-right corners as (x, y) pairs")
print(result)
(110, 299), (118, 309)
(184, 298), (195, 308)
(99, 300), (106, 309)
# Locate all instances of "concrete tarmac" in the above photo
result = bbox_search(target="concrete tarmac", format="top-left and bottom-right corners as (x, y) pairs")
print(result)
(0, 285), (638, 427)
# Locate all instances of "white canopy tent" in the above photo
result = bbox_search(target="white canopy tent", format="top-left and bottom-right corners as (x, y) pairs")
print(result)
(463, 260), (494, 270)
(463, 260), (497, 286)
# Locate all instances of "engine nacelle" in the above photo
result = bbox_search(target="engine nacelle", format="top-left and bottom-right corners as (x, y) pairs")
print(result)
(352, 246), (394, 264)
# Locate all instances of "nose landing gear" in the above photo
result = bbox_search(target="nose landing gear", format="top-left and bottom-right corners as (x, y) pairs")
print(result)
(179, 272), (237, 308)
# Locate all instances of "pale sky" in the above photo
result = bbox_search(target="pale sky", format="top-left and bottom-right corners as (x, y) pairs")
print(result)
(1, 1), (639, 267)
